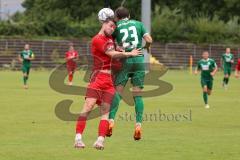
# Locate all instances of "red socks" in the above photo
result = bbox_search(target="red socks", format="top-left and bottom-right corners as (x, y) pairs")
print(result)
(76, 118), (109, 137)
(98, 120), (109, 137)
(68, 74), (73, 82)
(76, 116), (87, 134)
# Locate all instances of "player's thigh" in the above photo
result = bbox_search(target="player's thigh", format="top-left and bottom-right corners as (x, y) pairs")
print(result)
(99, 102), (111, 120)
(207, 80), (213, 90)
(224, 68), (229, 77)
(26, 67), (31, 75)
(201, 79), (208, 92)
(115, 61), (131, 87)
(81, 97), (97, 115)
(67, 66), (75, 74)
(228, 68), (232, 76)
(131, 56), (145, 89)
(22, 66), (28, 76)
(102, 86), (115, 107)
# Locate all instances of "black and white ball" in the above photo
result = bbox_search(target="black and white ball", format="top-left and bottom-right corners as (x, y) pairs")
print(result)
(98, 8), (114, 22)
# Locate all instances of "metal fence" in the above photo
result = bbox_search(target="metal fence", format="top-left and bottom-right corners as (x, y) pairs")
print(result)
(0, 39), (239, 70)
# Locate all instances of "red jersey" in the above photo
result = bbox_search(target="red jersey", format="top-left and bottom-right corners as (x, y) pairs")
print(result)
(236, 58), (240, 71)
(91, 34), (115, 71)
(65, 50), (78, 66)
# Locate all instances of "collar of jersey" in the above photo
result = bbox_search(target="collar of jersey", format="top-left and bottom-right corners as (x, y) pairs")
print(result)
(202, 58), (209, 61)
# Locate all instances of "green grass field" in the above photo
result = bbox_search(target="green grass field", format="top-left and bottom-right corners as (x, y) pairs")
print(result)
(0, 70), (240, 160)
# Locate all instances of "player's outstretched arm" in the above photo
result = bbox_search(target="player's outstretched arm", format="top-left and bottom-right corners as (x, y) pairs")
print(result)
(194, 68), (199, 75)
(18, 54), (23, 63)
(105, 48), (142, 59)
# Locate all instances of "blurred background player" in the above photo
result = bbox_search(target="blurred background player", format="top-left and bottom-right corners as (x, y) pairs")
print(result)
(18, 44), (35, 89)
(195, 51), (218, 109)
(221, 48), (234, 89)
(74, 8), (141, 150)
(235, 58), (240, 78)
(65, 43), (79, 85)
(107, 7), (153, 140)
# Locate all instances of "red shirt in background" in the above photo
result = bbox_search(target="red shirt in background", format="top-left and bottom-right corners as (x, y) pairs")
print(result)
(236, 58), (240, 71)
(65, 50), (79, 67)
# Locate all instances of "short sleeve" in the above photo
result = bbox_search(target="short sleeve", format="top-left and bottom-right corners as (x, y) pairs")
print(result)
(104, 39), (115, 52)
(212, 60), (217, 68)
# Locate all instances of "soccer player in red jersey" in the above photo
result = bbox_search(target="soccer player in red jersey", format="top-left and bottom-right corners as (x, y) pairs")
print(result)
(65, 43), (79, 85)
(74, 10), (141, 150)
(235, 58), (240, 78)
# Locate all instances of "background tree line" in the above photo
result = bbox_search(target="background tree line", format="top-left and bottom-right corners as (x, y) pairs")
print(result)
(0, 0), (239, 43)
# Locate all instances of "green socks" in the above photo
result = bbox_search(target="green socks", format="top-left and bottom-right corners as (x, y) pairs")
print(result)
(23, 76), (28, 85)
(226, 78), (229, 84)
(134, 96), (144, 123)
(203, 92), (208, 104)
(223, 77), (229, 85)
(109, 92), (122, 120)
(109, 94), (144, 123)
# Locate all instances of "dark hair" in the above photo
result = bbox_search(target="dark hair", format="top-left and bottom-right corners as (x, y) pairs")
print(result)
(115, 7), (130, 19)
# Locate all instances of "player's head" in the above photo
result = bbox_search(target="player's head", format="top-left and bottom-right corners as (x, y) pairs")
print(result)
(69, 42), (74, 51)
(226, 48), (231, 54)
(24, 44), (30, 50)
(101, 18), (116, 36)
(202, 51), (209, 59)
(115, 7), (130, 22)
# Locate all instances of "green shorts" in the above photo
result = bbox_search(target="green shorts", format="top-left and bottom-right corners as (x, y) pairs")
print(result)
(22, 65), (31, 74)
(115, 56), (145, 89)
(223, 67), (231, 76)
(201, 79), (213, 90)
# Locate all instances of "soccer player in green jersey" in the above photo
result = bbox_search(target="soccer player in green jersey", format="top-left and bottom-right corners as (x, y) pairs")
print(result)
(18, 44), (35, 89)
(221, 48), (234, 89)
(195, 51), (218, 109)
(107, 7), (153, 140)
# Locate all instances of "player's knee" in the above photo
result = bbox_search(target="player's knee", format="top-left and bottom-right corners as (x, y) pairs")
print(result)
(100, 103), (110, 115)
(100, 114), (109, 120)
(132, 86), (142, 96)
(82, 101), (95, 114)
(203, 87), (208, 93)
(207, 90), (211, 95)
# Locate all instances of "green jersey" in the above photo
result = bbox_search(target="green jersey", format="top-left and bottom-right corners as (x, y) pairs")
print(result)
(20, 50), (34, 67)
(197, 58), (217, 80)
(113, 19), (148, 52)
(222, 53), (234, 68)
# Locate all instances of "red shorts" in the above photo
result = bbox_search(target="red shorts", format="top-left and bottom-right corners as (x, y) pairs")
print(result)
(67, 64), (77, 73)
(86, 72), (115, 105)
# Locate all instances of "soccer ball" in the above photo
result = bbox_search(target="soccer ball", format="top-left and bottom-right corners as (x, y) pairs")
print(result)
(98, 8), (114, 22)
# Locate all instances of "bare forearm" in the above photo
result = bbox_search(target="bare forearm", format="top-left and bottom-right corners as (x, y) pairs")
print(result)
(106, 50), (131, 59)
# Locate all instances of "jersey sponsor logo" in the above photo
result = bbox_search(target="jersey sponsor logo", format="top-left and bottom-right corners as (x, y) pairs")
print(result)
(201, 64), (210, 70)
